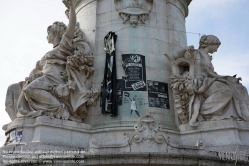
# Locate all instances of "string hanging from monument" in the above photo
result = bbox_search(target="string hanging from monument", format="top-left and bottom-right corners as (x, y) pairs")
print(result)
(95, 25), (204, 40)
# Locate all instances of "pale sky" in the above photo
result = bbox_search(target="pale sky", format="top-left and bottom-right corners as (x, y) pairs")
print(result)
(0, 0), (248, 145)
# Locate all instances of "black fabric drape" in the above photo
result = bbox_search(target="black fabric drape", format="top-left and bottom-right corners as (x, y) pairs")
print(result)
(101, 32), (117, 116)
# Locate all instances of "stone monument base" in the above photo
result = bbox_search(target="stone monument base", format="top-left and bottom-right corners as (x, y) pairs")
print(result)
(1, 116), (249, 165)
(2, 116), (91, 148)
(179, 119), (249, 148)
(1, 146), (248, 166)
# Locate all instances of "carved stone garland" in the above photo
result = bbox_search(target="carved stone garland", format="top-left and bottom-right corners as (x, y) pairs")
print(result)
(114, 0), (153, 27)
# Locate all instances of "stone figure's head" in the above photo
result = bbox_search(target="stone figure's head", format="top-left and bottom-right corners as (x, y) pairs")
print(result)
(47, 22), (67, 43)
(130, 15), (139, 28)
(199, 35), (221, 53)
(65, 9), (69, 19)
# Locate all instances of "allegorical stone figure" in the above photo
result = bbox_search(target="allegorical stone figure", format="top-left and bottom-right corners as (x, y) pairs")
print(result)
(5, 0), (99, 123)
(167, 35), (249, 126)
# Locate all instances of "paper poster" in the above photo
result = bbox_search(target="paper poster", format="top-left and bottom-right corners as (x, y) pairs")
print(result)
(147, 80), (170, 109)
(122, 54), (147, 91)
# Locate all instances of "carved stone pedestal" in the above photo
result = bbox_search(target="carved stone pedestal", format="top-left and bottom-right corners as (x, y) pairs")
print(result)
(179, 120), (249, 148)
(3, 116), (91, 148)
(1, 115), (249, 165)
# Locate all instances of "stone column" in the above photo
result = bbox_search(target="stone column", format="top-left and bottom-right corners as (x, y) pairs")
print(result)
(74, 0), (191, 130)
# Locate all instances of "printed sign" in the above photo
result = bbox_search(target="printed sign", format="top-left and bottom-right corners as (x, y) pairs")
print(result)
(122, 54), (147, 91)
(131, 81), (146, 90)
(147, 80), (170, 109)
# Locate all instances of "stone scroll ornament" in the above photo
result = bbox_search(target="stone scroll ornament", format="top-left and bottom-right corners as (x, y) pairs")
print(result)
(4, 0), (99, 123)
(101, 32), (118, 116)
(114, 0), (153, 27)
(165, 35), (249, 127)
(126, 115), (165, 147)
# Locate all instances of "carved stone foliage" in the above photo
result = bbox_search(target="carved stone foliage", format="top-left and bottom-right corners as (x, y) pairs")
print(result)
(170, 75), (192, 124)
(114, 0), (153, 27)
(166, 51), (195, 124)
(71, 22), (95, 79)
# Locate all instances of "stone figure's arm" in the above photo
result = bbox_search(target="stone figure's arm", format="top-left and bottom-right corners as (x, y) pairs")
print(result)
(193, 53), (202, 76)
(193, 54), (205, 90)
(65, 0), (76, 39)
(30, 56), (45, 74)
(174, 48), (187, 59)
(28, 55), (46, 80)
(174, 45), (194, 60)
(204, 67), (232, 79)
(204, 67), (221, 78)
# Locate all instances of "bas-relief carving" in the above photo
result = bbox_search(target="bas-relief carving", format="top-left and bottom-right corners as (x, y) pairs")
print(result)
(125, 115), (165, 147)
(5, 0), (99, 124)
(166, 35), (249, 127)
(89, 115), (165, 151)
(89, 115), (206, 152)
(114, 0), (153, 27)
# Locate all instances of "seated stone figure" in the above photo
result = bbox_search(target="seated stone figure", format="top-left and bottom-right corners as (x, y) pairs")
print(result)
(166, 35), (249, 126)
(5, 0), (99, 123)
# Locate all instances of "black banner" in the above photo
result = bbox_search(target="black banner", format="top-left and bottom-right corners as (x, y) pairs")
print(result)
(122, 54), (146, 91)
(147, 80), (170, 109)
(101, 32), (118, 116)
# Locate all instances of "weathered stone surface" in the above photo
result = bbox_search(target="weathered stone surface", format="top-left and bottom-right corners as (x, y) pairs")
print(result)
(3, 116), (91, 148)
(82, 0), (189, 130)
(180, 119), (249, 146)
(1, 116), (248, 165)
(2, 1), (249, 166)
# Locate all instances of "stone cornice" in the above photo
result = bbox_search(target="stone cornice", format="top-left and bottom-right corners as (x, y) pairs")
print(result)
(74, 0), (84, 8)
(74, 0), (96, 13)
(4, 152), (245, 165)
(166, 0), (191, 17)
(74, 0), (191, 17)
